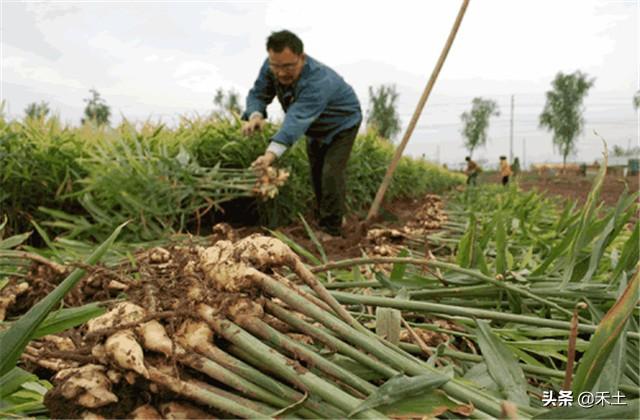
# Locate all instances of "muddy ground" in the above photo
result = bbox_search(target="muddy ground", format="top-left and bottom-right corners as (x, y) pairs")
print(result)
(4, 174), (637, 418)
(275, 171), (639, 262)
(479, 171), (639, 207)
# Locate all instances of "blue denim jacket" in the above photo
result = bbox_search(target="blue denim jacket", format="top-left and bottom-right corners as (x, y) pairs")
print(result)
(242, 55), (362, 151)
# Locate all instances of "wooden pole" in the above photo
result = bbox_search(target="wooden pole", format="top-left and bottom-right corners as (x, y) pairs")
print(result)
(366, 0), (470, 224)
(510, 94), (514, 162)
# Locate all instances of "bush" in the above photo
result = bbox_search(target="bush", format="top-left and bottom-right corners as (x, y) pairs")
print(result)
(0, 115), (464, 241)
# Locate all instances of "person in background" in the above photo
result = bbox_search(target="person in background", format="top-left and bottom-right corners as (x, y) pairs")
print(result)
(241, 30), (362, 239)
(464, 156), (480, 186)
(511, 157), (520, 179)
(580, 162), (587, 177)
(499, 156), (512, 186)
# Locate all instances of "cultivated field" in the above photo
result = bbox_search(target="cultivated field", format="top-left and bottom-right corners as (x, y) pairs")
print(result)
(0, 117), (638, 419)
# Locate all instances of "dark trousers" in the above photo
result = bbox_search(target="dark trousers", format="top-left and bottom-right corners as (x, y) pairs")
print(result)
(502, 176), (509, 186)
(466, 172), (478, 185)
(306, 124), (360, 235)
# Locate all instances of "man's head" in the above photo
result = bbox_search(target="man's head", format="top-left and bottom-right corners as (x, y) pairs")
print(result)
(500, 156), (507, 160)
(465, 156), (471, 162)
(266, 30), (305, 86)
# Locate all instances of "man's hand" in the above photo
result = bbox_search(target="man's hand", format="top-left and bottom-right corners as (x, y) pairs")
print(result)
(242, 114), (266, 136)
(251, 151), (277, 169)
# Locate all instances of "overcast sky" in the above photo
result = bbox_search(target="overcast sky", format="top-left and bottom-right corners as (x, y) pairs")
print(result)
(1, 0), (638, 166)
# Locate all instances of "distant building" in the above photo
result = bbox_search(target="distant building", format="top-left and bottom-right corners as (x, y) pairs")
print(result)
(594, 156), (638, 176)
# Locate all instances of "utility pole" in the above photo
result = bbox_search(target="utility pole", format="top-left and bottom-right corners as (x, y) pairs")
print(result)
(509, 94), (514, 162)
(522, 137), (526, 170)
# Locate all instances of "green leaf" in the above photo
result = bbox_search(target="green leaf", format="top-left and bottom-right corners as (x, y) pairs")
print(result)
(298, 214), (327, 264)
(505, 290), (523, 314)
(327, 354), (386, 381)
(267, 229), (321, 266)
(348, 373), (450, 417)
(474, 242), (490, 275)
(495, 210), (507, 275)
(573, 270), (639, 395)
(475, 319), (529, 405)
(0, 367), (35, 399)
(561, 146), (608, 286)
(463, 362), (499, 392)
(457, 214), (477, 268)
(377, 389), (473, 418)
(374, 271), (399, 291)
(608, 223), (639, 286)
(593, 276), (629, 394)
(30, 220), (61, 259)
(555, 200), (577, 232)
(390, 248), (409, 282)
(521, 246), (534, 268)
(532, 224), (579, 276)
(33, 302), (105, 338)
(507, 339), (589, 352)
(0, 222), (126, 376)
(20, 380), (50, 395)
(0, 303), (105, 342)
(0, 232), (32, 250)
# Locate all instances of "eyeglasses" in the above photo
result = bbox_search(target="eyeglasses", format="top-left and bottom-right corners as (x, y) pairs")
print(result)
(269, 58), (300, 72)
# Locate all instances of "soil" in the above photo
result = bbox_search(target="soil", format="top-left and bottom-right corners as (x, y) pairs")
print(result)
(273, 196), (436, 262)
(6, 177), (637, 418)
(270, 171), (640, 264)
(222, 171), (639, 264)
(479, 171), (639, 207)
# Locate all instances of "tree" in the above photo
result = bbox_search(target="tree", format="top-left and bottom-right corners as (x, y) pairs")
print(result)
(612, 144), (639, 157)
(460, 97), (500, 157)
(366, 85), (401, 140)
(612, 145), (626, 157)
(24, 101), (50, 120)
(213, 88), (242, 120)
(634, 90), (640, 110)
(82, 89), (111, 126)
(539, 71), (595, 168)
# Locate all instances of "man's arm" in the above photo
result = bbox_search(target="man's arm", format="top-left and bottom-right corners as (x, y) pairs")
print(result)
(266, 77), (333, 158)
(242, 60), (276, 121)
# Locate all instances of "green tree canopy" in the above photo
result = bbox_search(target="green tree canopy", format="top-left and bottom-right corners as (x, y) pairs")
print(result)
(366, 84), (401, 141)
(612, 144), (639, 158)
(539, 71), (595, 167)
(213, 88), (243, 120)
(633, 90), (640, 110)
(24, 101), (50, 120)
(460, 97), (500, 157)
(82, 89), (111, 126)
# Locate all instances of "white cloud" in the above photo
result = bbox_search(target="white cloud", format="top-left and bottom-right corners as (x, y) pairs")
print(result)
(1, 0), (635, 164)
(174, 60), (230, 94)
(87, 31), (144, 60)
(25, 2), (81, 21)
(2, 55), (84, 90)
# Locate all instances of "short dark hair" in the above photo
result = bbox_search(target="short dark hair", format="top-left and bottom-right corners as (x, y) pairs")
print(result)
(267, 30), (304, 54)
(465, 156), (470, 161)
(500, 156), (507, 160)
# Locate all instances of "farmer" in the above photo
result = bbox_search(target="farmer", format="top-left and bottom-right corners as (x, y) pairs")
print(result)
(241, 30), (362, 238)
(499, 156), (512, 186)
(464, 156), (480, 186)
(512, 157), (521, 178)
